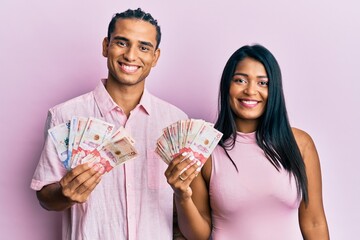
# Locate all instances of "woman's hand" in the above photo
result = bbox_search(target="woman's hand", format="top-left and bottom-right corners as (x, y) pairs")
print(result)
(164, 152), (202, 201)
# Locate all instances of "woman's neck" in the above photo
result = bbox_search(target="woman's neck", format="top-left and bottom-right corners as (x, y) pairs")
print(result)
(235, 118), (258, 133)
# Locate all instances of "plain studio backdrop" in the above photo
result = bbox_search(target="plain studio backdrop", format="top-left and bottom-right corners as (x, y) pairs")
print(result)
(0, 0), (359, 239)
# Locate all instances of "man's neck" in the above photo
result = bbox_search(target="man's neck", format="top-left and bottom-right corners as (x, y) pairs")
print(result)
(105, 79), (144, 117)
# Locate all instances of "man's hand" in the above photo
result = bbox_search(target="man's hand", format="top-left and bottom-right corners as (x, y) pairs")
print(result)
(37, 162), (105, 211)
(60, 162), (105, 204)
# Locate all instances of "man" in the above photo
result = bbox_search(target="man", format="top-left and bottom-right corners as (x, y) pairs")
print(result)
(31, 8), (187, 240)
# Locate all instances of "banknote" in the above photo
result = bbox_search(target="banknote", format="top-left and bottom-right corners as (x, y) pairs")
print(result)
(168, 122), (180, 154)
(48, 117), (137, 173)
(155, 147), (169, 165)
(156, 119), (223, 166)
(178, 120), (188, 149)
(187, 122), (223, 164)
(161, 124), (175, 157)
(110, 125), (135, 145)
(184, 119), (204, 147)
(69, 116), (88, 168)
(80, 137), (138, 172)
(71, 117), (114, 166)
(48, 121), (71, 170)
(67, 117), (77, 162)
(156, 135), (173, 164)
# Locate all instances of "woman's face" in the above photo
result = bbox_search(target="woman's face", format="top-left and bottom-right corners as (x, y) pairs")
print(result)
(229, 57), (269, 132)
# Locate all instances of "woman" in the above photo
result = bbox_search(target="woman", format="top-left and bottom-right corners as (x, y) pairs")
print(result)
(165, 44), (329, 239)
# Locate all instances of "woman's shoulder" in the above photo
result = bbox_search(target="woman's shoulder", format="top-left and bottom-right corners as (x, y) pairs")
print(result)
(291, 127), (316, 157)
(291, 127), (311, 140)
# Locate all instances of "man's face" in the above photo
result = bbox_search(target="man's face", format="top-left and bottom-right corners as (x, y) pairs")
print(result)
(102, 18), (160, 87)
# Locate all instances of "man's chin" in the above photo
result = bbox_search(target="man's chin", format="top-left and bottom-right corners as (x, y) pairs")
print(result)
(109, 77), (145, 87)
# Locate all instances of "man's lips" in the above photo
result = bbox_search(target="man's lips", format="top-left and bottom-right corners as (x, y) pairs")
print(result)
(119, 63), (139, 73)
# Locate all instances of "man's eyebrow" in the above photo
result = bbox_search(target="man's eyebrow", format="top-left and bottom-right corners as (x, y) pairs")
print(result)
(139, 41), (154, 48)
(111, 36), (154, 48)
(112, 36), (129, 42)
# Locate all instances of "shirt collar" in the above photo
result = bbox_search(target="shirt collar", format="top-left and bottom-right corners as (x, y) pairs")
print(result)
(94, 79), (152, 117)
(139, 88), (152, 115)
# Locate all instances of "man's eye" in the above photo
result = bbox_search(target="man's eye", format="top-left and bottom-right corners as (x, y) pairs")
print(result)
(140, 46), (149, 52)
(116, 41), (126, 47)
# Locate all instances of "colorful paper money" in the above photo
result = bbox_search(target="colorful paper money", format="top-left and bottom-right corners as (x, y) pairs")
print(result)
(47, 117), (137, 172)
(68, 116), (88, 167)
(156, 119), (223, 165)
(71, 117), (114, 168)
(48, 121), (71, 170)
(79, 137), (138, 172)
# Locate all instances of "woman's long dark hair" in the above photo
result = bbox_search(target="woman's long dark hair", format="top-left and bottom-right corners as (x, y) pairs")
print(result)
(214, 44), (308, 203)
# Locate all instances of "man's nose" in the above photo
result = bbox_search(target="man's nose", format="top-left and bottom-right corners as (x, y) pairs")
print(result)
(124, 46), (137, 61)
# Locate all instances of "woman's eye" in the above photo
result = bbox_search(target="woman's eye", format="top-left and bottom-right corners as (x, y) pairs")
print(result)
(233, 78), (246, 84)
(259, 81), (269, 86)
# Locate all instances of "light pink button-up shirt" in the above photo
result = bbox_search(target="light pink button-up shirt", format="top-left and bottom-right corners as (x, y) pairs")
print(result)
(31, 80), (187, 240)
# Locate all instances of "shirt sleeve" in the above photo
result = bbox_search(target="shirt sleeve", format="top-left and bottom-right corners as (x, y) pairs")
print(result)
(30, 110), (67, 191)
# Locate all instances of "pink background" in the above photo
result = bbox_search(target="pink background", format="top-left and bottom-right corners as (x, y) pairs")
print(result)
(1, 0), (359, 239)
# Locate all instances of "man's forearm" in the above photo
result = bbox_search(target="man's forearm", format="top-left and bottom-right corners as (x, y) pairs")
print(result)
(36, 182), (74, 211)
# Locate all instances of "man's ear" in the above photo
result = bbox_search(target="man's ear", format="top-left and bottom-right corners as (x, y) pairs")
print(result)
(151, 48), (161, 67)
(102, 37), (109, 57)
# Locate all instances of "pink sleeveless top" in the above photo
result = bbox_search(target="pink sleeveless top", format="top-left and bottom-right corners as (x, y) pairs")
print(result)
(210, 132), (302, 240)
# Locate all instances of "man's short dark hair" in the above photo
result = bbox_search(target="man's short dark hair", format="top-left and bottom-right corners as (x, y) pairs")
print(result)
(107, 8), (161, 49)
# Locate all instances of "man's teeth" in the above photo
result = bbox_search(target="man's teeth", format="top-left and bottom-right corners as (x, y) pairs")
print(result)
(122, 64), (138, 71)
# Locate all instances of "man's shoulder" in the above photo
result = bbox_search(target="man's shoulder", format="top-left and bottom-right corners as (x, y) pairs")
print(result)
(50, 91), (94, 111)
(48, 91), (95, 122)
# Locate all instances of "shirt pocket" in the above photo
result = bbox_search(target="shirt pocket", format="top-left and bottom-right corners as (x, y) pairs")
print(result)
(146, 148), (168, 190)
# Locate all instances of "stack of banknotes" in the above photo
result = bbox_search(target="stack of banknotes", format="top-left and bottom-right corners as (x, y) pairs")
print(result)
(156, 119), (223, 165)
(48, 117), (137, 172)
